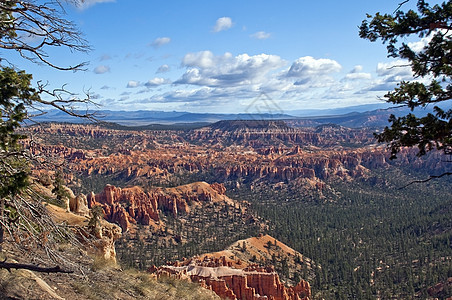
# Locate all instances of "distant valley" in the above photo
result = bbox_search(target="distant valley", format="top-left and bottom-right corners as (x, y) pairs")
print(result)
(31, 103), (431, 128)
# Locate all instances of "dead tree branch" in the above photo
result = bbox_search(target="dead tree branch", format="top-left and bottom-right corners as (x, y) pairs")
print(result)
(400, 171), (452, 188)
(0, 260), (73, 273)
(0, 0), (90, 71)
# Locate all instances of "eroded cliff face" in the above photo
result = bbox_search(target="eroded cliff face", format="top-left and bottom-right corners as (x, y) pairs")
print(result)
(24, 123), (448, 196)
(87, 182), (233, 232)
(45, 196), (122, 263)
(149, 234), (313, 300)
(152, 260), (311, 300)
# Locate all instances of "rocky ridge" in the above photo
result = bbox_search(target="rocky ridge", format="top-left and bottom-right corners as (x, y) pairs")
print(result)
(87, 182), (236, 232)
(150, 234), (312, 300)
(24, 123), (448, 198)
(197, 234), (316, 285)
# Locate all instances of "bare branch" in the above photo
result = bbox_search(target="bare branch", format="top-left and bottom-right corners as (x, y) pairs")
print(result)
(0, 260), (73, 273)
(393, 0), (410, 14)
(399, 171), (452, 188)
(34, 81), (99, 121)
(0, 0), (90, 71)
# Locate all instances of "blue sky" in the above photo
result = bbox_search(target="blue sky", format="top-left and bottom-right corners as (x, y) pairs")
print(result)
(8, 0), (438, 113)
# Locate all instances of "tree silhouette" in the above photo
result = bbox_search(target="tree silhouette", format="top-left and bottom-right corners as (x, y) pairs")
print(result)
(360, 0), (451, 160)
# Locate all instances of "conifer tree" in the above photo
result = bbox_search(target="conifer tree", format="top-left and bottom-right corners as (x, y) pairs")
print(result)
(360, 1), (452, 162)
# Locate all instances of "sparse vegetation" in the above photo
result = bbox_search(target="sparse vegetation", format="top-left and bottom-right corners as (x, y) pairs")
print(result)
(68, 268), (221, 300)
(116, 200), (261, 269)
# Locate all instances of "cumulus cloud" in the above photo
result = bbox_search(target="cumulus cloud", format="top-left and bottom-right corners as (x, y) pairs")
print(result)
(145, 77), (171, 87)
(250, 31), (271, 40)
(344, 72), (372, 80)
(357, 60), (415, 92)
(408, 38), (429, 53)
(75, 0), (115, 10)
(93, 65), (110, 74)
(285, 56), (341, 86)
(376, 60), (412, 78)
(406, 30), (450, 53)
(213, 17), (233, 32)
(121, 52), (397, 112)
(350, 65), (363, 73)
(182, 51), (224, 69)
(148, 86), (249, 104)
(287, 56), (341, 78)
(156, 64), (170, 73)
(150, 37), (171, 48)
(343, 66), (371, 81)
(175, 51), (285, 87)
(127, 80), (140, 88)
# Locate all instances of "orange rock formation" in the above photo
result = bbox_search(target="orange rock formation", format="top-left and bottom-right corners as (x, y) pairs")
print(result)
(87, 182), (232, 231)
(152, 257), (310, 300)
(150, 234), (313, 300)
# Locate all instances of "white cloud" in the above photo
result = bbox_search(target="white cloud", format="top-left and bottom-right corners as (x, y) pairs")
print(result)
(357, 60), (415, 92)
(287, 56), (341, 78)
(75, 0), (115, 10)
(350, 65), (363, 73)
(250, 31), (271, 40)
(156, 64), (170, 73)
(376, 60), (412, 78)
(93, 65), (110, 74)
(127, 80), (140, 88)
(366, 81), (398, 92)
(343, 65), (371, 80)
(150, 37), (171, 48)
(175, 51), (285, 87)
(285, 56), (341, 86)
(408, 38), (430, 53)
(148, 86), (255, 104)
(145, 77), (171, 87)
(344, 72), (372, 80)
(213, 17), (233, 32)
(118, 52), (402, 112)
(182, 51), (226, 69)
(406, 30), (450, 53)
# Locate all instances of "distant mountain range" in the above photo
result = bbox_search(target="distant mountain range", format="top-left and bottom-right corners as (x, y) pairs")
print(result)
(31, 109), (294, 126)
(30, 103), (442, 128)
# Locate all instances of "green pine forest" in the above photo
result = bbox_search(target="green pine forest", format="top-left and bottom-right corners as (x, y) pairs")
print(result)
(230, 168), (452, 299)
(105, 158), (452, 299)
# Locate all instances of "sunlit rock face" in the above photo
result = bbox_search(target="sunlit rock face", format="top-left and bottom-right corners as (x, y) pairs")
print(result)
(151, 257), (311, 300)
(87, 182), (231, 232)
